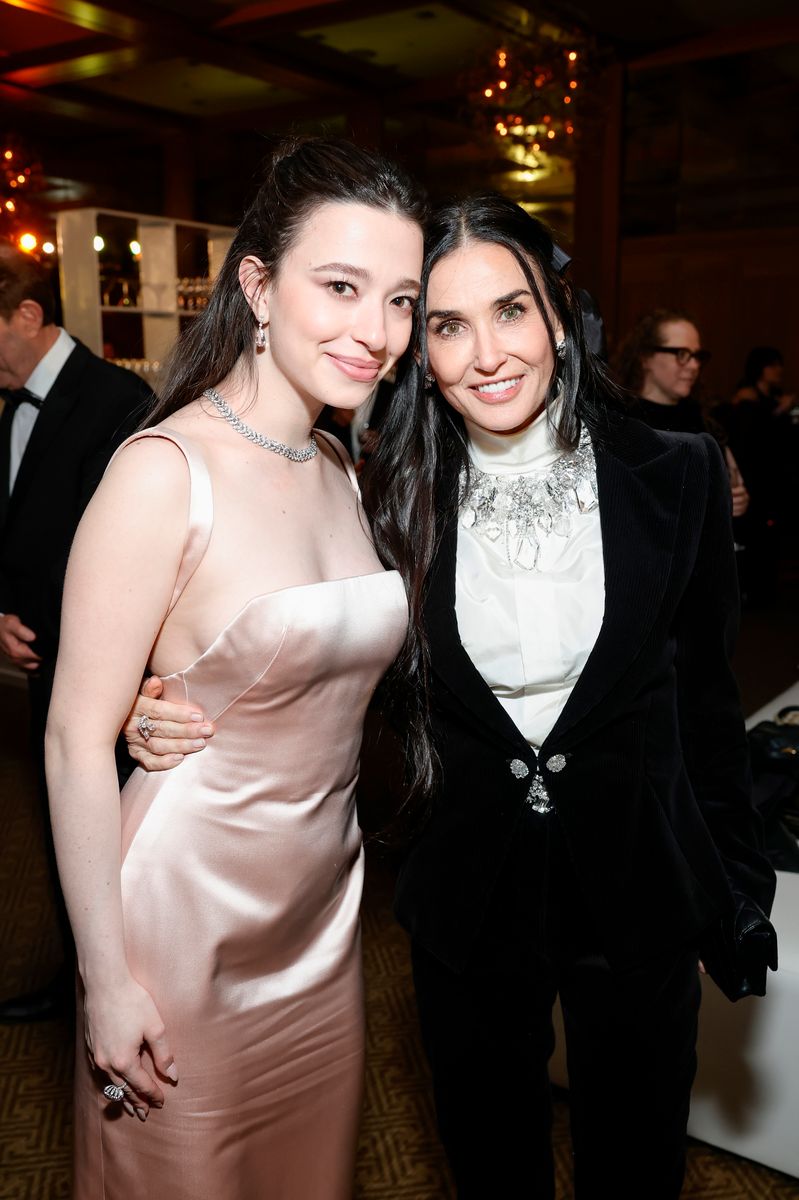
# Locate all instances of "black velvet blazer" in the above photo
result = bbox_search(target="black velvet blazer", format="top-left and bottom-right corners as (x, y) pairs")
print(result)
(394, 415), (776, 973)
(0, 340), (151, 662)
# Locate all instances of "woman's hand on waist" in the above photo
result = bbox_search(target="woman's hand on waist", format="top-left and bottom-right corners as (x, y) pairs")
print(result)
(124, 674), (215, 771)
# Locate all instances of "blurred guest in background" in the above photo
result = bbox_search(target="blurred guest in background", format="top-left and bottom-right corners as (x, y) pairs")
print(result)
(613, 308), (749, 519)
(0, 243), (150, 1021)
(719, 345), (797, 604)
(732, 346), (794, 415)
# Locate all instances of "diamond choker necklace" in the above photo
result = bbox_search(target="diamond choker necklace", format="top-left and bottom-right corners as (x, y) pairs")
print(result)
(203, 387), (317, 463)
(459, 424), (598, 571)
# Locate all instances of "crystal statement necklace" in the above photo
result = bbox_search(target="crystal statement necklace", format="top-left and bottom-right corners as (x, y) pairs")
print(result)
(203, 387), (317, 463)
(459, 425), (598, 571)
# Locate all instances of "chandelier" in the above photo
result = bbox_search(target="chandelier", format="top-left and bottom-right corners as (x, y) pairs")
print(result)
(467, 35), (592, 173)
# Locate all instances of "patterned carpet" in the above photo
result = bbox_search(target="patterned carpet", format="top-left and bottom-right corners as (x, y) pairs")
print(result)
(1, 679), (799, 1199)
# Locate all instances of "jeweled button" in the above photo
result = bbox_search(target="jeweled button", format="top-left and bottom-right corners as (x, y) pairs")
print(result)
(509, 758), (530, 779)
(546, 753), (567, 773)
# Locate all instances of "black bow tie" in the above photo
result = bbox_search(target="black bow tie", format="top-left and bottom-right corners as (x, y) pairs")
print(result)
(1, 387), (43, 412)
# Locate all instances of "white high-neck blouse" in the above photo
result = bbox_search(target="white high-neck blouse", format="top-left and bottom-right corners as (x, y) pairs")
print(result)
(455, 410), (605, 751)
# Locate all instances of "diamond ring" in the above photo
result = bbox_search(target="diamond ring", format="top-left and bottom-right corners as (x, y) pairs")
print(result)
(103, 1083), (126, 1102)
(137, 714), (157, 741)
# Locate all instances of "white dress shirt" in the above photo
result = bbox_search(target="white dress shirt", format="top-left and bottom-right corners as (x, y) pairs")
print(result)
(9, 328), (75, 493)
(455, 410), (605, 751)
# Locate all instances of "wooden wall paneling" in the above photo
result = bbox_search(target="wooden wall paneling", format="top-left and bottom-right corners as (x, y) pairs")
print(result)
(618, 228), (799, 397)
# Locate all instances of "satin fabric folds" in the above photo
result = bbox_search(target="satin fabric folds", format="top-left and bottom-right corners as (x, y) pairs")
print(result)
(72, 429), (409, 1200)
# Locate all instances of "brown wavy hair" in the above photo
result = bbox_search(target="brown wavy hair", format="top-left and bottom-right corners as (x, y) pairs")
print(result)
(613, 308), (698, 394)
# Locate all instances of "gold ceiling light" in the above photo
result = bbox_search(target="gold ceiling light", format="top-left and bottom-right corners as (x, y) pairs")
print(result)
(467, 34), (591, 173)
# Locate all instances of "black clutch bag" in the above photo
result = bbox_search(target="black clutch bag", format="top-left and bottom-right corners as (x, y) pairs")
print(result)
(748, 717), (799, 777)
(700, 895), (778, 1003)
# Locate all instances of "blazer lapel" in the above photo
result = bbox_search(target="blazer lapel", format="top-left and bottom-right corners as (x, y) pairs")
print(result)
(427, 417), (689, 756)
(426, 507), (529, 756)
(0, 399), (13, 529)
(545, 426), (688, 746)
(7, 343), (86, 519)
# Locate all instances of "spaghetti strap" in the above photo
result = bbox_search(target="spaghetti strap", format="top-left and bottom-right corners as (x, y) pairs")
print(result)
(314, 428), (360, 495)
(106, 426), (213, 614)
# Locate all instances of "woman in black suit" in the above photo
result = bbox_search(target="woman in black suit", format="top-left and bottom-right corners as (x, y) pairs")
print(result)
(361, 194), (776, 1199)
(124, 194), (776, 1198)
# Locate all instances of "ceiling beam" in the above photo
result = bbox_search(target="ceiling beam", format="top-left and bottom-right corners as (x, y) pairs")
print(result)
(214, 0), (410, 34)
(0, 79), (190, 131)
(0, 34), (113, 75)
(0, 0), (371, 97)
(216, 0), (348, 26)
(628, 14), (799, 71)
(1, 45), (166, 87)
(0, 0), (145, 40)
(440, 0), (575, 43)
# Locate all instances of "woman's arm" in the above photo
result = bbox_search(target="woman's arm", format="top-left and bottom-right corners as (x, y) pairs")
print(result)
(46, 437), (190, 1115)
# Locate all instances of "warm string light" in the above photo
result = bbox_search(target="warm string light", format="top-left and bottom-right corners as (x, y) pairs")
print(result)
(1, 135), (51, 253)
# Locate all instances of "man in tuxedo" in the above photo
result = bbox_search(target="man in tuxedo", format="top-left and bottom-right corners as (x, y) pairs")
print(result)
(0, 244), (151, 1020)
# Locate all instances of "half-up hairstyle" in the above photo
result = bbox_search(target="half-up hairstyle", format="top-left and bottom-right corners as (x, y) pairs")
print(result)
(363, 191), (622, 813)
(144, 136), (428, 427)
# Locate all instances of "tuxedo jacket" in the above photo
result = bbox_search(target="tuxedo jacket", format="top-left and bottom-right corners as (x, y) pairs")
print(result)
(394, 415), (776, 973)
(0, 340), (151, 664)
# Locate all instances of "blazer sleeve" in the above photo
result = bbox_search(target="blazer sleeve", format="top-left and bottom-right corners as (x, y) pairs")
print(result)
(38, 372), (152, 652)
(673, 434), (776, 916)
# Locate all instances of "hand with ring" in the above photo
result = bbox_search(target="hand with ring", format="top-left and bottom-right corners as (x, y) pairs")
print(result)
(89, 974), (179, 1122)
(124, 675), (215, 771)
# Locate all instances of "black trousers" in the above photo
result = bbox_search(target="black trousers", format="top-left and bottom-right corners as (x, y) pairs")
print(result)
(410, 813), (701, 1199)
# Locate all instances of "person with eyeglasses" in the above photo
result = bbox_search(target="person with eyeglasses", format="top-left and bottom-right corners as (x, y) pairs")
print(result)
(614, 308), (749, 519)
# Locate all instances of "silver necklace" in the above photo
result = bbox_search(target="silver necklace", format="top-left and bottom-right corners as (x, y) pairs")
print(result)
(459, 425), (598, 571)
(203, 387), (317, 463)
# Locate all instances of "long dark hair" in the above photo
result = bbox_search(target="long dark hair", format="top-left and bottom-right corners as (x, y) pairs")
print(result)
(145, 136), (428, 427)
(362, 191), (621, 810)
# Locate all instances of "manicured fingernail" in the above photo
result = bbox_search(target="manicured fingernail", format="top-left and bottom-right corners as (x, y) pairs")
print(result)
(171, 755), (185, 763)
(199, 725), (213, 736)
(123, 1101), (135, 1116)
(192, 739), (206, 749)
(153, 1100), (164, 1109)
(136, 1108), (147, 1121)
(166, 1064), (179, 1082)
(190, 713), (203, 721)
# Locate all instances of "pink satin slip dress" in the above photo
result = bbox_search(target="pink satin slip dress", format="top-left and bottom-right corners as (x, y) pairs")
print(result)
(71, 427), (408, 1200)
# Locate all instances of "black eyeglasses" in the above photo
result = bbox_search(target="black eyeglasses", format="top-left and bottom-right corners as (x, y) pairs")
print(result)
(646, 346), (712, 367)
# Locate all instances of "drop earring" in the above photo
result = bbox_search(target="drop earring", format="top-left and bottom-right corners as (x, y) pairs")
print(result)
(555, 338), (566, 360)
(255, 317), (268, 350)
(424, 371), (436, 391)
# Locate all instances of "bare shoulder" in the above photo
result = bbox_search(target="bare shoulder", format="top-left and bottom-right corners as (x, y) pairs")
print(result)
(98, 432), (191, 511)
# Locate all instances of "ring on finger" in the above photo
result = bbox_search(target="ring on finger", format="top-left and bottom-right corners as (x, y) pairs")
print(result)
(103, 1082), (127, 1102)
(137, 714), (157, 741)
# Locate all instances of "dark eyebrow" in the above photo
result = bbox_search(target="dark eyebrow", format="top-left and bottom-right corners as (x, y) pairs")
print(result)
(312, 263), (421, 293)
(427, 288), (532, 323)
(395, 277), (422, 293)
(312, 262), (370, 280)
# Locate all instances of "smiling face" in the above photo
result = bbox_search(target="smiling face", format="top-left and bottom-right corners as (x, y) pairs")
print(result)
(640, 319), (703, 405)
(255, 201), (423, 413)
(425, 239), (563, 435)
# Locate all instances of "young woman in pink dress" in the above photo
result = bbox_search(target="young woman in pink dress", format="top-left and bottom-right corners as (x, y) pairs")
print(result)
(45, 137), (425, 1200)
